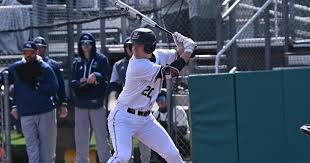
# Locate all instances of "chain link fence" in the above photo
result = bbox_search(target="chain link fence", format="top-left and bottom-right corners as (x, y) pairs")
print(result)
(1, 0), (310, 72)
(213, 0), (310, 72)
(171, 67), (191, 162)
(211, 0), (282, 72)
(290, 1), (310, 42)
(285, 0), (310, 67)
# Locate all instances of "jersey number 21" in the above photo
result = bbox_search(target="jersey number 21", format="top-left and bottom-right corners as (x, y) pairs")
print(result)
(142, 86), (154, 98)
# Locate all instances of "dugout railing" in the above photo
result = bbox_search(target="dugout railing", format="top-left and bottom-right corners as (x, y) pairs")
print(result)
(215, 0), (310, 73)
(215, 0), (274, 73)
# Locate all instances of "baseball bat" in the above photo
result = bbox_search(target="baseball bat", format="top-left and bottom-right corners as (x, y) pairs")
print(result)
(115, 0), (174, 35)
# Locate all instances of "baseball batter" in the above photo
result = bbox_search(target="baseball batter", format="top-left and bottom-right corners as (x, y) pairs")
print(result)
(107, 28), (195, 163)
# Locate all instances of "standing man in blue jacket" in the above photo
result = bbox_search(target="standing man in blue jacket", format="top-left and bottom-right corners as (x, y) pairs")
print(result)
(70, 33), (111, 163)
(33, 36), (68, 118)
(1, 41), (59, 163)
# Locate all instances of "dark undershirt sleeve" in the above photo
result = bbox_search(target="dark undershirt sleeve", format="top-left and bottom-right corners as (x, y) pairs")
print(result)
(170, 57), (186, 71)
(156, 57), (186, 79)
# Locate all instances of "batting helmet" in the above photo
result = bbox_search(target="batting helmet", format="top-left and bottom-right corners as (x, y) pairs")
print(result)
(124, 37), (132, 45)
(33, 37), (47, 47)
(124, 37), (132, 50)
(123, 37), (133, 58)
(130, 28), (156, 54)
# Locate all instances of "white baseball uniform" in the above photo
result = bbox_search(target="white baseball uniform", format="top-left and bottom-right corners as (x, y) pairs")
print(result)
(107, 49), (184, 163)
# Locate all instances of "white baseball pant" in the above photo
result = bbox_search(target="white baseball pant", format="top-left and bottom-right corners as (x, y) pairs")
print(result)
(107, 103), (183, 163)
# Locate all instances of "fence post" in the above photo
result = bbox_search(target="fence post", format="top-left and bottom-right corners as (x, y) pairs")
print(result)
(216, 1), (224, 53)
(99, 0), (107, 55)
(264, 4), (272, 70)
(289, 0), (295, 40)
(152, 0), (160, 40)
(66, 0), (75, 94)
(283, 0), (289, 53)
(3, 71), (11, 163)
(0, 89), (3, 162)
(120, 17), (127, 42)
(32, 0), (47, 38)
(229, 0), (238, 69)
(76, 0), (82, 42)
(166, 79), (174, 138)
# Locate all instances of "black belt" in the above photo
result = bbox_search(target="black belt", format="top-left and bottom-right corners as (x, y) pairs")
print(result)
(127, 108), (150, 116)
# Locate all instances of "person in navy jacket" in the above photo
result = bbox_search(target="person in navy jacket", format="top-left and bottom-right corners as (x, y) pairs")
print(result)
(70, 33), (111, 163)
(1, 41), (59, 163)
(33, 36), (68, 119)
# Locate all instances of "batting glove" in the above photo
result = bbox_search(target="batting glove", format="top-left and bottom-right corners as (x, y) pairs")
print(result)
(183, 38), (196, 53)
(173, 32), (184, 48)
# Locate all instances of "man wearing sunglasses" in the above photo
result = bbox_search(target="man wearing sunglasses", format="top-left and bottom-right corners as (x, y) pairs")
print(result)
(33, 36), (68, 119)
(70, 33), (111, 163)
(1, 41), (59, 163)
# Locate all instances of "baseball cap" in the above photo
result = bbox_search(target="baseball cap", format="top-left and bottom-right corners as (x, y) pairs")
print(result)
(23, 42), (37, 51)
(33, 37), (47, 47)
(80, 34), (94, 46)
(80, 34), (94, 42)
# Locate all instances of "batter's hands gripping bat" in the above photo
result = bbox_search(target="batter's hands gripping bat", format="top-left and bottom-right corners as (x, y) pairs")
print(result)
(115, 0), (173, 35)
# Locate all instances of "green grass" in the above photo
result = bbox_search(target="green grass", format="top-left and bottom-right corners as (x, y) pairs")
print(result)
(7, 132), (149, 163)
(6, 131), (141, 150)
(10, 131), (26, 146)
